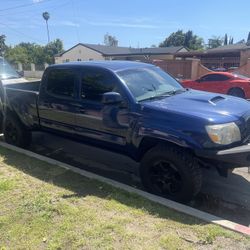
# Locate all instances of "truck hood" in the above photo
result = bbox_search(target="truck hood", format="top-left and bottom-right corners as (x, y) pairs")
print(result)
(142, 90), (250, 123)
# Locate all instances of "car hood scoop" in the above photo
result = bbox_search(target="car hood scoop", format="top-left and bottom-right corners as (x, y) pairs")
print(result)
(209, 96), (226, 104)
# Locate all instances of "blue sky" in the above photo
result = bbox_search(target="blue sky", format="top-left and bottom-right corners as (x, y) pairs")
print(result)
(1, 0), (250, 49)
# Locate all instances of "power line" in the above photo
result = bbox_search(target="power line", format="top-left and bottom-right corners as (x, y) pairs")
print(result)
(0, 0), (55, 12)
(0, 0), (71, 17)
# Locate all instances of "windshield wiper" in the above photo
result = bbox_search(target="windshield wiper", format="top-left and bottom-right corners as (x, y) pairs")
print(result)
(138, 88), (188, 102)
(162, 88), (187, 96)
(138, 94), (172, 102)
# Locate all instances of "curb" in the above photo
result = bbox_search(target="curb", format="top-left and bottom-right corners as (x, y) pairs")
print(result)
(0, 141), (249, 236)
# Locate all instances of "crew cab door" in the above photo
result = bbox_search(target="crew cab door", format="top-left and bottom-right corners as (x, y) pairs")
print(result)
(74, 67), (129, 145)
(38, 68), (79, 133)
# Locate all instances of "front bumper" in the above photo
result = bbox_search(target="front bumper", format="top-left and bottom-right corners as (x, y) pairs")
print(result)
(195, 144), (250, 167)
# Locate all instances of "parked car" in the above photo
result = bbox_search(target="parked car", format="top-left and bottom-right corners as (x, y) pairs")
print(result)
(0, 57), (27, 85)
(182, 72), (250, 98)
(213, 67), (226, 72)
(1, 61), (250, 202)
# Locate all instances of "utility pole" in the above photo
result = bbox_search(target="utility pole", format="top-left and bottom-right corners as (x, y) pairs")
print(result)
(42, 12), (50, 43)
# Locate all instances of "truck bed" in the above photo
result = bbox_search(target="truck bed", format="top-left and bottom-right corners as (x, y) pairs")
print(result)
(4, 80), (40, 92)
(2, 81), (40, 129)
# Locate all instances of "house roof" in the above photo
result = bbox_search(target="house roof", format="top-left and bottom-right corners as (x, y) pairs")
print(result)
(55, 43), (186, 57)
(178, 44), (250, 57)
(205, 44), (250, 54)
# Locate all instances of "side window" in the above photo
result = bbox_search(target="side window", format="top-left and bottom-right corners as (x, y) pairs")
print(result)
(216, 75), (230, 81)
(81, 69), (117, 102)
(47, 69), (76, 98)
(200, 74), (217, 82)
(200, 74), (229, 82)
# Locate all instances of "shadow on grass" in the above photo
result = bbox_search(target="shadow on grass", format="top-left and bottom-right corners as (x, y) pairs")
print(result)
(0, 146), (206, 227)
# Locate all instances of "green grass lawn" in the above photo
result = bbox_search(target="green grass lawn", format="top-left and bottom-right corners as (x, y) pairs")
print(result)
(0, 146), (249, 250)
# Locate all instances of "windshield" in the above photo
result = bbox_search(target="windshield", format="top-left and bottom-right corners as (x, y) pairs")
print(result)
(0, 58), (20, 80)
(117, 66), (183, 101)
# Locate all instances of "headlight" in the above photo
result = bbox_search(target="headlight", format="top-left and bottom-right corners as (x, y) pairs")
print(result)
(205, 122), (241, 145)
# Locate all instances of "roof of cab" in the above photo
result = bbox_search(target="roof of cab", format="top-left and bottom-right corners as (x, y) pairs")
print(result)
(48, 60), (154, 72)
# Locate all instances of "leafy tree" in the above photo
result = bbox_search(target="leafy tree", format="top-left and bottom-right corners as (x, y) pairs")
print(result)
(184, 30), (203, 50)
(160, 30), (185, 47)
(5, 38), (64, 65)
(229, 36), (234, 44)
(247, 32), (250, 45)
(237, 39), (245, 44)
(5, 46), (29, 64)
(0, 35), (7, 56)
(224, 34), (228, 45)
(208, 36), (223, 49)
(18, 43), (44, 64)
(104, 33), (118, 47)
(159, 30), (204, 50)
(44, 39), (64, 64)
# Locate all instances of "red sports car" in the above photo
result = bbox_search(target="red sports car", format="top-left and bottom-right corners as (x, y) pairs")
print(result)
(182, 72), (250, 99)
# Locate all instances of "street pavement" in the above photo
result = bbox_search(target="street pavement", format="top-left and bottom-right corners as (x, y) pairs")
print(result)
(28, 132), (250, 226)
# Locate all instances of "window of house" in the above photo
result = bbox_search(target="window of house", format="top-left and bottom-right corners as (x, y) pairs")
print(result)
(81, 69), (117, 102)
(77, 58), (82, 61)
(65, 59), (70, 62)
(46, 69), (76, 98)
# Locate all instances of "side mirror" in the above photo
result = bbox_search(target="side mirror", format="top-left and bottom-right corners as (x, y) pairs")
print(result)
(196, 79), (201, 83)
(102, 92), (123, 105)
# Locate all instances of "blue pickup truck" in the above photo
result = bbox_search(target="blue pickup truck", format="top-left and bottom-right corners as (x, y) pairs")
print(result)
(1, 61), (250, 202)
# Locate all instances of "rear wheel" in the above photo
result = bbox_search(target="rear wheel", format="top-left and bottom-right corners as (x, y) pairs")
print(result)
(227, 88), (245, 98)
(4, 115), (31, 148)
(140, 144), (202, 202)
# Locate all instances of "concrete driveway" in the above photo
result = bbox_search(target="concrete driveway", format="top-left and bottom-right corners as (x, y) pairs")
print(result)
(29, 131), (250, 226)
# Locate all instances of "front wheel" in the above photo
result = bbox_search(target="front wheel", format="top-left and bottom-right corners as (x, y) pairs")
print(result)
(140, 144), (202, 202)
(4, 115), (31, 148)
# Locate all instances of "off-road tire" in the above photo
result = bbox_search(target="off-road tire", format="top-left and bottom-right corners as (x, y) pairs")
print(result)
(140, 144), (202, 202)
(4, 114), (31, 148)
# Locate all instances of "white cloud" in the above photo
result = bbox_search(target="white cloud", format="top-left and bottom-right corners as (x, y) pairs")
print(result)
(32, 0), (44, 3)
(60, 21), (80, 27)
(51, 21), (80, 27)
(88, 21), (159, 29)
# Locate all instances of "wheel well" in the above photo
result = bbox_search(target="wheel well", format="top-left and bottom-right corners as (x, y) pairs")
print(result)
(4, 108), (26, 129)
(227, 87), (245, 96)
(137, 137), (191, 161)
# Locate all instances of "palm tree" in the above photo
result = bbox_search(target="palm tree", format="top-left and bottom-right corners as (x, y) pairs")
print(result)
(42, 12), (50, 43)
